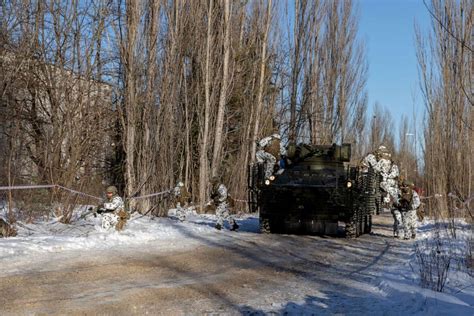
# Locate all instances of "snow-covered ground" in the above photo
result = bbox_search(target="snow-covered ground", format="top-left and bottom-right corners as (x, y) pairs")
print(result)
(0, 207), (473, 315)
(377, 218), (473, 316)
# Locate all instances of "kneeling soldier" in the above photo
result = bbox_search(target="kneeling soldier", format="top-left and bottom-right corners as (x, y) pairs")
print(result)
(98, 186), (128, 231)
(173, 181), (190, 221)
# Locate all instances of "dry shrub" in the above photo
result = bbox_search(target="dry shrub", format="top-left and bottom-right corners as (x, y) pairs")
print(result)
(414, 232), (451, 292)
(415, 219), (472, 292)
(10, 189), (54, 222)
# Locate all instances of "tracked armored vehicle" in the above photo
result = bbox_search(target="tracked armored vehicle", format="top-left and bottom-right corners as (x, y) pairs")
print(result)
(248, 143), (379, 237)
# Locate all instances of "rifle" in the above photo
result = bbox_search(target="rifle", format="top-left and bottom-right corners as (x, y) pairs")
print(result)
(80, 205), (116, 220)
(79, 206), (98, 219)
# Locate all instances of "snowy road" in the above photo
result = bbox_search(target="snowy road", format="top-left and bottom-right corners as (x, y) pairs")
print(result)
(0, 213), (472, 315)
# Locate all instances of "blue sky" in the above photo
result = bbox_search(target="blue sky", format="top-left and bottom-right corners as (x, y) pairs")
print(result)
(358, 0), (431, 131)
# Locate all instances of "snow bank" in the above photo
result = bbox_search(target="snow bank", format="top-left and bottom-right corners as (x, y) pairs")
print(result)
(376, 218), (473, 315)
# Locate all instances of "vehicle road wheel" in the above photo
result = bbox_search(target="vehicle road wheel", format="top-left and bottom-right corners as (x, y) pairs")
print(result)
(345, 212), (358, 239)
(366, 214), (372, 234)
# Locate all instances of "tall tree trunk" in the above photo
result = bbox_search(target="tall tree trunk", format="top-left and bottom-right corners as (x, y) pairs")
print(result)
(211, 0), (232, 176)
(251, 0), (272, 162)
(199, 0), (214, 211)
(288, 0), (301, 143)
(123, 0), (139, 209)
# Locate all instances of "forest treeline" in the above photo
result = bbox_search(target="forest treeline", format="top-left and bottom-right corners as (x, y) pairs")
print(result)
(0, 0), (471, 217)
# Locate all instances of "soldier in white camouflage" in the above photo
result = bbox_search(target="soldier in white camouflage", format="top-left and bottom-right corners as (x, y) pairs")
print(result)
(172, 181), (190, 222)
(374, 146), (400, 207)
(256, 133), (286, 179)
(97, 186), (128, 231)
(210, 176), (239, 231)
(360, 152), (378, 173)
(362, 146), (400, 205)
(391, 207), (404, 238)
(374, 146), (402, 237)
(362, 145), (401, 236)
(396, 180), (421, 239)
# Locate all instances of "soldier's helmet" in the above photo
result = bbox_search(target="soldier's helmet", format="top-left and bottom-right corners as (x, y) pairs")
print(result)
(106, 186), (118, 194)
(376, 145), (391, 159)
(401, 179), (415, 189)
(210, 176), (219, 185)
(177, 181), (184, 187)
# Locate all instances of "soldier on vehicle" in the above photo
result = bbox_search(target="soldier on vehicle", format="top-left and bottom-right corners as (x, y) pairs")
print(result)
(256, 133), (286, 179)
(373, 146), (400, 208)
(361, 145), (400, 208)
(97, 186), (128, 231)
(172, 181), (190, 222)
(395, 179), (421, 239)
(209, 176), (239, 231)
(360, 148), (379, 173)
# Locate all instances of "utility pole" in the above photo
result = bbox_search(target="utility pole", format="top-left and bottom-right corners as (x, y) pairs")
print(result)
(371, 115), (376, 151)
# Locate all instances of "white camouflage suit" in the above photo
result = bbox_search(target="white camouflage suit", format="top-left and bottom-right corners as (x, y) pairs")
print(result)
(361, 152), (400, 205)
(375, 158), (402, 236)
(376, 158), (400, 205)
(212, 183), (237, 229)
(362, 149), (401, 236)
(101, 196), (125, 230)
(173, 184), (187, 221)
(361, 153), (378, 172)
(400, 190), (421, 239)
(256, 134), (285, 179)
(391, 208), (404, 238)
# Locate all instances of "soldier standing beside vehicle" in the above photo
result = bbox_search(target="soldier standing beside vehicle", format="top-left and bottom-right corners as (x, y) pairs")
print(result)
(373, 146), (401, 237)
(396, 180), (421, 240)
(210, 176), (239, 231)
(172, 181), (190, 222)
(362, 145), (401, 235)
(97, 186), (128, 231)
(256, 133), (285, 179)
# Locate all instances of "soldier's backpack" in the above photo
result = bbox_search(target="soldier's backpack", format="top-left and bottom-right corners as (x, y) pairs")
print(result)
(399, 189), (413, 211)
(115, 209), (129, 231)
(115, 200), (131, 231)
(177, 188), (191, 206)
(266, 138), (281, 158)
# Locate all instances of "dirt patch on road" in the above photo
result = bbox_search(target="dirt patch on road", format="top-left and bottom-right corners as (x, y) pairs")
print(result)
(1, 246), (289, 315)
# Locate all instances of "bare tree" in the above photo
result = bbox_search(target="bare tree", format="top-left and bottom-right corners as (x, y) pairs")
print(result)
(198, 0), (215, 210)
(416, 0), (473, 216)
(250, 0), (273, 162)
(281, 0), (368, 151)
(1, 0), (371, 216)
(211, 0), (233, 176)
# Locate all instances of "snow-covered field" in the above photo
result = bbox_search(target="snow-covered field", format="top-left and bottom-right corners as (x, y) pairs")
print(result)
(0, 208), (472, 315)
